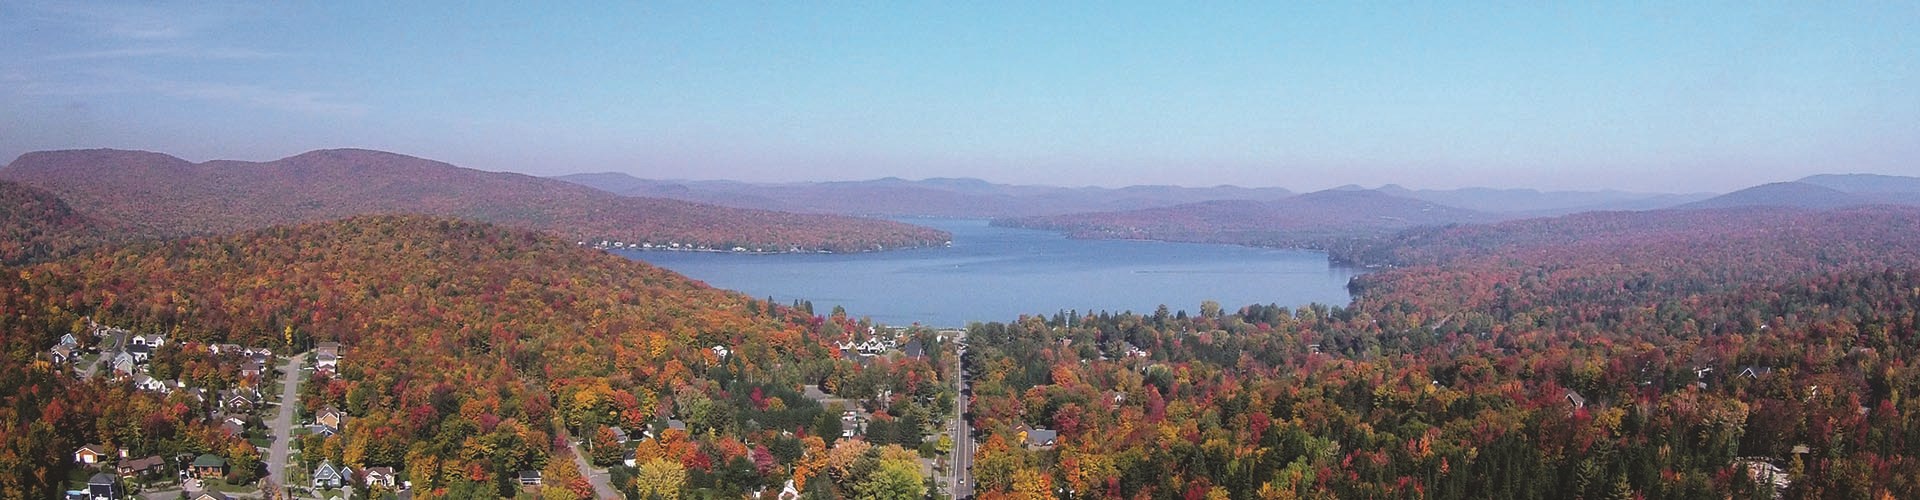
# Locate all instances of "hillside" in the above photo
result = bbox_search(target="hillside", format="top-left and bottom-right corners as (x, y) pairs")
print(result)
(0, 180), (124, 265)
(1, 149), (949, 253)
(963, 205), (1920, 498)
(6, 215), (949, 497)
(1677, 182), (1871, 210)
(555, 172), (1295, 218)
(993, 188), (1486, 248)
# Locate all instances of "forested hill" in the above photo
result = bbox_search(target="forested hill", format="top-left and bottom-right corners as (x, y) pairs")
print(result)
(0, 148), (949, 253)
(3, 215), (951, 497)
(0, 180), (124, 266)
(962, 203), (1920, 498)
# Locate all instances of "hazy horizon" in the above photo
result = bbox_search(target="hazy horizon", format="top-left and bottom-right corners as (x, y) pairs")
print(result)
(4, 2), (1916, 192)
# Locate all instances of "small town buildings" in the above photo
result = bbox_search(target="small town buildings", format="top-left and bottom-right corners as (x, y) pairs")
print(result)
(190, 454), (227, 478)
(317, 407), (346, 429)
(130, 333), (165, 349)
(126, 343), (152, 364)
(110, 353), (135, 376)
(131, 374), (169, 393)
(75, 444), (109, 465)
(1020, 426), (1058, 449)
(86, 472), (119, 500)
(117, 455), (165, 478)
(219, 389), (260, 413)
(517, 470), (543, 485)
(362, 466), (397, 488)
(313, 459), (350, 489)
(50, 344), (76, 364)
(607, 426), (629, 444)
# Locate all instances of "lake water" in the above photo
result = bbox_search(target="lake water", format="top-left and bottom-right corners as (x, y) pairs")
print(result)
(620, 219), (1360, 327)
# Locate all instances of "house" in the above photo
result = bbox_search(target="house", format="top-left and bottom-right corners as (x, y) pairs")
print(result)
(778, 478), (801, 500)
(59, 333), (79, 347)
(313, 459), (349, 489)
(899, 339), (926, 358)
(87, 472), (119, 500)
(316, 341), (341, 370)
(50, 344), (76, 364)
(607, 426), (629, 444)
(1020, 427), (1058, 449)
(130, 333), (165, 348)
(190, 491), (232, 500)
(317, 407), (346, 429)
(75, 444), (110, 465)
(362, 466), (397, 488)
(219, 389), (260, 413)
(131, 374), (169, 393)
(217, 414), (248, 436)
(622, 449), (637, 468)
(110, 353), (135, 376)
(211, 344), (243, 355)
(239, 359), (267, 379)
(126, 343), (152, 364)
(118, 455), (165, 478)
(711, 345), (731, 359)
(1738, 366), (1774, 379)
(190, 454), (226, 478)
(517, 470), (543, 485)
(1565, 390), (1587, 410)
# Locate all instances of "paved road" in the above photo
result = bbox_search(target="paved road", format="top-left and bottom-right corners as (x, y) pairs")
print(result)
(265, 351), (306, 490)
(567, 437), (619, 499)
(951, 341), (974, 499)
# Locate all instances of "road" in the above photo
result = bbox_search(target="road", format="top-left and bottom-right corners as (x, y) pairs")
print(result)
(265, 351), (306, 491)
(566, 436), (619, 499)
(951, 341), (974, 499)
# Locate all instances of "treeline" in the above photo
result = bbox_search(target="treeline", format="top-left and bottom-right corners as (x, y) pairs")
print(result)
(964, 206), (1920, 499)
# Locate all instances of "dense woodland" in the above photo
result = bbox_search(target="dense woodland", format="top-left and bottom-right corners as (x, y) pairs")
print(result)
(0, 180), (125, 266)
(0, 148), (950, 253)
(963, 206), (1920, 499)
(0, 208), (955, 499)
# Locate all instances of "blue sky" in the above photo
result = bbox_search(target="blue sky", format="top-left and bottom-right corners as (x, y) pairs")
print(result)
(2, 1), (1915, 191)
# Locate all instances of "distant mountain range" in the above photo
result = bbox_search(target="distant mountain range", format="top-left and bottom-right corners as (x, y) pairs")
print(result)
(556, 172), (1299, 218)
(557, 170), (1920, 250)
(556, 172), (1714, 218)
(0, 149), (950, 253)
(993, 188), (1492, 248)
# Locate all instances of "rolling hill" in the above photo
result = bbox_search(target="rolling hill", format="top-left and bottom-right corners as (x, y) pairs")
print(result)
(0, 180), (124, 266)
(0, 149), (949, 253)
(1677, 181), (1872, 210)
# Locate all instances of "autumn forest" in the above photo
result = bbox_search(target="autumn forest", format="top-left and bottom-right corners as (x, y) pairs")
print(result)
(4, 149), (1920, 500)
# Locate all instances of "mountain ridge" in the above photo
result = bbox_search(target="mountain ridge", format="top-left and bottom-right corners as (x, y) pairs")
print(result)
(2, 148), (950, 253)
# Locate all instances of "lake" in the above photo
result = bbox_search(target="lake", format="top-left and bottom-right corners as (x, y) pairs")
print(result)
(619, 219), (1360, 327)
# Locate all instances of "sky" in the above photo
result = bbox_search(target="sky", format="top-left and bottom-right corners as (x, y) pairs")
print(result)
(2, 2), (1916, 192)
